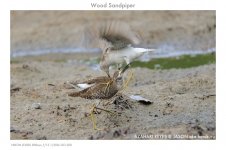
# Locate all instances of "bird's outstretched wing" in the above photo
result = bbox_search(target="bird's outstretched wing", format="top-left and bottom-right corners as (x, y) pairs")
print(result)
(80, 21), (141, 76)
(98, 21), (140, 51)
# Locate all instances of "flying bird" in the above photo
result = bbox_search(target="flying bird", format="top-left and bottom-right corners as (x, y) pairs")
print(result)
(96, 21), (155, 77)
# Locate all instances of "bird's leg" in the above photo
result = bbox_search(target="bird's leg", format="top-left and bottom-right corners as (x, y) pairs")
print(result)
(90, 105), (98, 130)
(89, 102), (116, 130)
(122, 56), (132, 72)
(89, 102), (104, 130)
(106, 70), (111, 77)
(95, 99), (117, 118)
(123, 56), (130, 66)
(95, 107), (116, 116)
(95, 98), (117, 116)
(117, 63), (122, 71)
(107, 73), (110, 78)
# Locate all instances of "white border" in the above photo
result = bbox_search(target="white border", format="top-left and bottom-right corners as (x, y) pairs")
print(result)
(1, 0), (223, 150)
(8, 0), (216, 10)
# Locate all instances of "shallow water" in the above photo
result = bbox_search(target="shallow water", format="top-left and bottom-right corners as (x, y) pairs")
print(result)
(11, 46), (216, 61)
(10, 47), (100, 58)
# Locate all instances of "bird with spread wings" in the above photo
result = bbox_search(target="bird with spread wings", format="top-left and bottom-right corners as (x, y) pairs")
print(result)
(82, 21), (155, 77)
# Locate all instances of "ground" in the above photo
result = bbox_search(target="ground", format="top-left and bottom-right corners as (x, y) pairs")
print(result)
(10, 55), (215, 139)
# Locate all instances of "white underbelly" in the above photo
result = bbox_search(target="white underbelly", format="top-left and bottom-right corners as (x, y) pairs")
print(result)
(106, 47), (145, 65)
(107, 53), (125, 64)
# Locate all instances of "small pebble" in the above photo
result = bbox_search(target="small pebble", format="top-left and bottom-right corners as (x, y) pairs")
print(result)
(32, 103), (41, 109)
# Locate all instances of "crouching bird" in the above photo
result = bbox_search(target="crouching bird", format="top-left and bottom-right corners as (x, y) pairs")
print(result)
(68, 63), (130, 99)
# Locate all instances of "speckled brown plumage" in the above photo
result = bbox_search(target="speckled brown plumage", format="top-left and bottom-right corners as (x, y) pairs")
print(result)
(68, 64), (129, 99)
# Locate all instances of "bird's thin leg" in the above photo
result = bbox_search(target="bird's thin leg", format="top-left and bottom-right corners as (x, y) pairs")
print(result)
(95, 104), (118, 119)
(95, 107), (116, 116)
(117, 63), (122, 71)
(123, 56), (130, 65)
(90, 105), (97, 130)
(89, 103), (116, 130)
(106, 70), (111, 77)
(89, 104), (103, 130)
